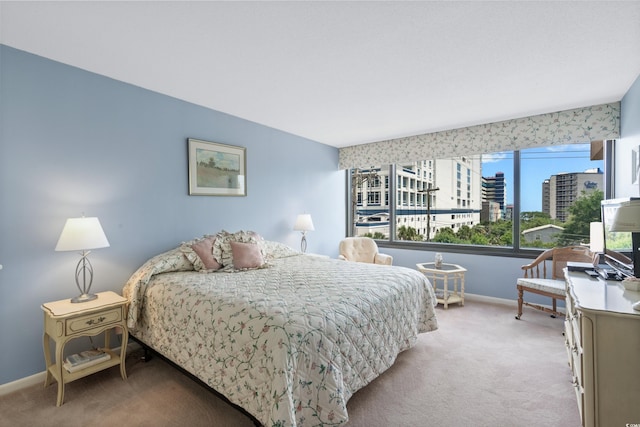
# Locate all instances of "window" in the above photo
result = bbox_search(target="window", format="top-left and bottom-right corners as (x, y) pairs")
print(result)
(349, 142), (607, 254)
(349, 167), (390, 240)
(519, 144), (603, 249)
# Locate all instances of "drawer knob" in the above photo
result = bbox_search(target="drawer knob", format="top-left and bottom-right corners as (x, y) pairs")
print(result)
(86, 316), (106, 326)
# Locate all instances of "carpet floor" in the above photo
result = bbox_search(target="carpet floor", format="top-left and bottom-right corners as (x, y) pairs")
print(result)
(0, 299), (581, 427)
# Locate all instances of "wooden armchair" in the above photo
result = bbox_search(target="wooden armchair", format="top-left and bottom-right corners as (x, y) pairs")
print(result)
(515, 246), (592, 320)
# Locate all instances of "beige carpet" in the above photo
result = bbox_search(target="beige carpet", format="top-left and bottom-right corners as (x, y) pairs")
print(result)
(0, 300), (581, 427)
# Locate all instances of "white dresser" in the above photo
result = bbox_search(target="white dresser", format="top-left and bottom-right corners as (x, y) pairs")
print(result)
(564, 270), (640, 427)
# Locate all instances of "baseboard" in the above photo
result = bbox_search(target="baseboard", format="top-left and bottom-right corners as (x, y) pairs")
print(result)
(0, 371), (47, 396)
(464, 292), (563, 312)
(464, 292), (516, 306)
(0, 341), (141, 397)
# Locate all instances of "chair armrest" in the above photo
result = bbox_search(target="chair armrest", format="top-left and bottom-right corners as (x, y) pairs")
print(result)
(374, 253), (393, 266)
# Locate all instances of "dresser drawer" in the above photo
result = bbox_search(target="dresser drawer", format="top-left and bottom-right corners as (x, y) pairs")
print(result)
(565, 318), (574, 347)
(66, 307), (122, 335)
(571, 344), (582, 385)
(571, 316), (581, 350)
(564, 319), (574, 365)
(566, 293), (579, 320)
(573, 376), (584, 426)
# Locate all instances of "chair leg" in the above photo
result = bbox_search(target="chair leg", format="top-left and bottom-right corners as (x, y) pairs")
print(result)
(516, 287), (523, 320)
(551, 298), (557, 318)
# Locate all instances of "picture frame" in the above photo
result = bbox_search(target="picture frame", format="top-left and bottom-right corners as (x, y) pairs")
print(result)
(188, 138), (246, 196)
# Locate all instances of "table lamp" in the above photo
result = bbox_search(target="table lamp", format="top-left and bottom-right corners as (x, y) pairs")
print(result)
(55, 216), (110, 303)
(589, 221), (604, 265)
(293, 214), (314, 253)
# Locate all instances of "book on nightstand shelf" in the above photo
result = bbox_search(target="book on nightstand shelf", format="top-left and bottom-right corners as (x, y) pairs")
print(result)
(64, 349), (111, 373)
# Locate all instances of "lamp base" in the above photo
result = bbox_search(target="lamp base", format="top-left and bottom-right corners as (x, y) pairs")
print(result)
(71, 293), (98, 304)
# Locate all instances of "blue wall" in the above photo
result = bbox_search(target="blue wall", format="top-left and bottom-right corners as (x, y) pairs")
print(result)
(0, 45), (345, 384)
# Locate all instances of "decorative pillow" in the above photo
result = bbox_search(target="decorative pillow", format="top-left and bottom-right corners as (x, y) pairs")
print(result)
(245, 230), (264, 242)
(260, 240), (301, 260)
(204, 230), (231, 241)
(229, 241), (266, 270)
(190, 236), (222, 271)
(154, 246), (195, 272)
(180, 231), (228, 271)
(213, 230), (266, 271)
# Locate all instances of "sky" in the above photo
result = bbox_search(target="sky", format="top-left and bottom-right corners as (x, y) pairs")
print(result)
(481, 143), (603, 212)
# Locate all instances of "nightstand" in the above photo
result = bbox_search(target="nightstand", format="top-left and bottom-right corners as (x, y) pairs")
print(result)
(42, 291), (128, 406)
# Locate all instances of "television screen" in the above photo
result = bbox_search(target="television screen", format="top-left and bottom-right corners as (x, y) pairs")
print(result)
(601, 197), (639, 277)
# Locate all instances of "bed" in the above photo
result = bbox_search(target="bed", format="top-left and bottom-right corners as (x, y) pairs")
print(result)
(123, 232), (438, 427)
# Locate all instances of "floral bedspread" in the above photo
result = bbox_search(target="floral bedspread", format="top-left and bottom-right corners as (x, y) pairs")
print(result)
(123, 253), (437, 427)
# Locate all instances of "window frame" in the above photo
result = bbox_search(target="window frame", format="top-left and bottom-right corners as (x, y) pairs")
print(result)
(347, 142), (614, 259)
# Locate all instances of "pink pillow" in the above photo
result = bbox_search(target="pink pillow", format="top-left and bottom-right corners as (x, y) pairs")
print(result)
(191, 237), (222, 270)
(230, 241), (265, 269)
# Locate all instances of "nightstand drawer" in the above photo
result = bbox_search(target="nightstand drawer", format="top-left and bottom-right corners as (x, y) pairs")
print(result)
(66, 307), (122, 335)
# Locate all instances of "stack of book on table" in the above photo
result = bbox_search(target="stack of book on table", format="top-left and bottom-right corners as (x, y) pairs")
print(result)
(63, 349), (111, 373)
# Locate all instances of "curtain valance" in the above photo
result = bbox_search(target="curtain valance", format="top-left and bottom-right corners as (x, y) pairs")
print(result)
(338, 102), (620, 170)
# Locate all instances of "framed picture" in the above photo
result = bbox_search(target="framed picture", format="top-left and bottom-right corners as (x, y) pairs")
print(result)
(188, 138), (246, 196)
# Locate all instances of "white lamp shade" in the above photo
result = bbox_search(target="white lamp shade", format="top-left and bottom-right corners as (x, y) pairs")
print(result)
(55, 217), (110, 251)
(589, 221), (604, 253)
(293, 214), (315, 232)
(609, 200), (640, 232)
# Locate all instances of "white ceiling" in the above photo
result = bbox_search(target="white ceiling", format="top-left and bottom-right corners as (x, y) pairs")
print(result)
(2, 1), (640, 148)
